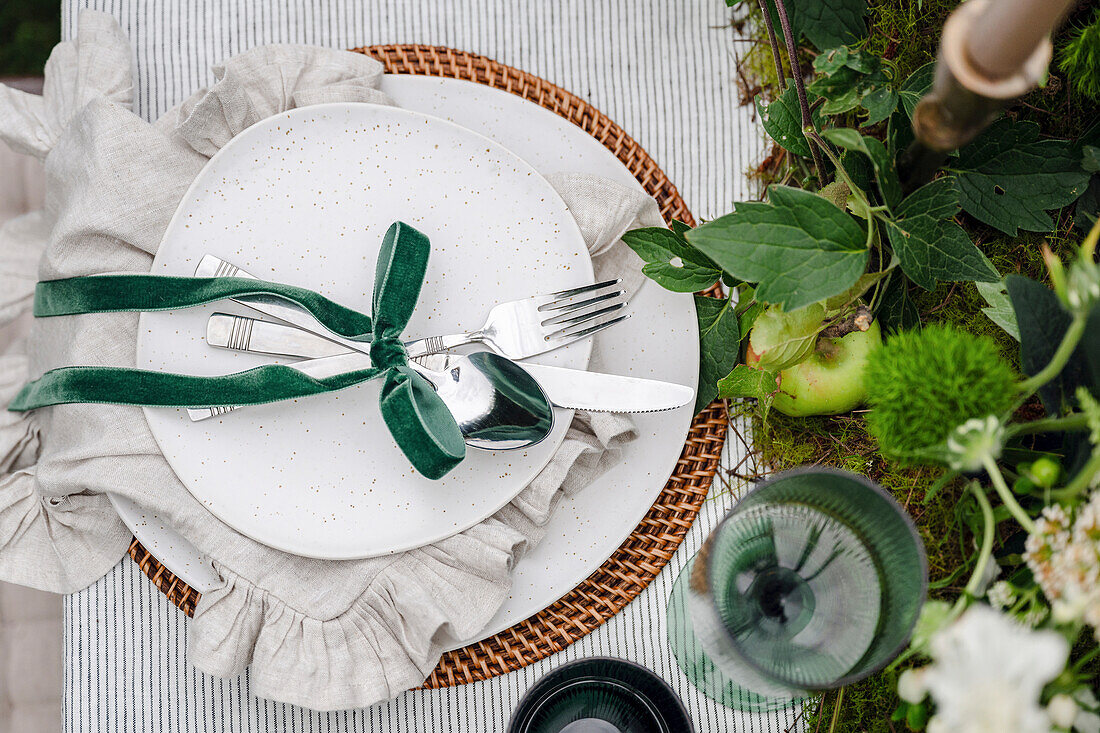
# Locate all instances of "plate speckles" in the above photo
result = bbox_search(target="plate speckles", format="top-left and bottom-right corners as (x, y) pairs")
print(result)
(138, 102), (591, 560)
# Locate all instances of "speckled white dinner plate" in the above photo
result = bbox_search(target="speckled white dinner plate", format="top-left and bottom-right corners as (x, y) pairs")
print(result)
(115, 78), (698, 640)
(136, 102), (592, 560)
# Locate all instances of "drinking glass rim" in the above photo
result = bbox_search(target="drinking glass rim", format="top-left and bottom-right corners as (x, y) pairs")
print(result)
(703, 466), (929, 692)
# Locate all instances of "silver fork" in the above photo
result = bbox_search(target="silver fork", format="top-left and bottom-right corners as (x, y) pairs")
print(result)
(195, 254), (629, 360)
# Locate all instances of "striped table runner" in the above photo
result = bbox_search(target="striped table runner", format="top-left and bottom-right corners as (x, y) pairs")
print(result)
(59, 2), (790, 730)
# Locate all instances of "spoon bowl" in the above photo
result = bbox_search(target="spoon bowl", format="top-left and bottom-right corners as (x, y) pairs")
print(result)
(414, 351), (554, 450)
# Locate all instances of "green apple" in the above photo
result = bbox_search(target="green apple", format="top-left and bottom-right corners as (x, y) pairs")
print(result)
(746, 319), (882, 417)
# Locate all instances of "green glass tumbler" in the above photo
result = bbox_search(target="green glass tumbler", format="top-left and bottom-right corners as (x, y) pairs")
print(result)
(667, 468), (927, 709)
(508, 658), (693, 733)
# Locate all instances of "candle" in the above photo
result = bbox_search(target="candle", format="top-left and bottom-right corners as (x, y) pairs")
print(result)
(965, 0), (1075, 80)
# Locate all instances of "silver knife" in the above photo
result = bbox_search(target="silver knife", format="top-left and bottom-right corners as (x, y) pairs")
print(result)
(198, 314), (694, 418)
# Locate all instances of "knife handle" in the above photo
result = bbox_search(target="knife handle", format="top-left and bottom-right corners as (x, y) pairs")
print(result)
(195, 255), (372, 358)
(186, 352), (379, 422)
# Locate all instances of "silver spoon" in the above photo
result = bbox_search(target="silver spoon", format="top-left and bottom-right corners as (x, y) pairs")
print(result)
(188, 350), (555, 451)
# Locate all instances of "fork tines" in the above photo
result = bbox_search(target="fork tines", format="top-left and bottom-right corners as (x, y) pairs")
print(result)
(537, 278), (628, 343)
(543, 278), (623, 303)
(547, 310), (630, 342)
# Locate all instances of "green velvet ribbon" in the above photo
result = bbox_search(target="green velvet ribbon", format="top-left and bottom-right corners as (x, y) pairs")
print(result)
(8, 222), (467, 480)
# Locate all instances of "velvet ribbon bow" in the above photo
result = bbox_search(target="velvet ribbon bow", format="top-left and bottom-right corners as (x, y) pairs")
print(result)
(8, 222), (466, 480)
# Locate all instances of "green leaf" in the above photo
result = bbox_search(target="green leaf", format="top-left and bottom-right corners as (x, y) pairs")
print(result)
(975, 280), (1020, 341)
(717, 364), (779, 401)
(949, 119), (1092, 235)
(814, 46), (878, 75)
(841, 149), (875, 198)
(622, 226), (722, 293)
(815, 46), (858, 75)
(860, 87), (899, 127)
(877, 272), (920, 334)
(1078, 121), (1100, 149)
(884, 179), (999, 290)
(670, 219), (693, 238)
(824, 271), (886, 313)
(1075, 176), (1100, 228)
(739, 301), (765, 341)
(695, 295), (741, 413)
(687, 185), (869, 311)
(822, 128), (902, 208)
(898, 62), (935, 118)
(886, 109), (915, 162)
(1083, 145), (1100, 173)
(1073, 127), (1100, 226)
(748, 302), (827, 372)
(798, 0), (868, 51)
(1006, 275), (1100, 415)
(1005, 279), (1100, 499)
(755, 86), (825, 159)
(735, 287), (766, 342)
(809, 50), (897, 125)
(906, 702), (929, 732)
(809, 64), (864, 114)
(757, 0), (866, 54)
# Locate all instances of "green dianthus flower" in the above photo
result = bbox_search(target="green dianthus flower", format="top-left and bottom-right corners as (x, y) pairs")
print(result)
(865, 324), (1019, 465)
(1059, 8), (1100, 102)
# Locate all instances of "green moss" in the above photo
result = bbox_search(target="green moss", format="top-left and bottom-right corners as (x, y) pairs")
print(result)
(864, 0), (954, 80)
(742, 33), (791, 97)
(810, 671), (902, 733)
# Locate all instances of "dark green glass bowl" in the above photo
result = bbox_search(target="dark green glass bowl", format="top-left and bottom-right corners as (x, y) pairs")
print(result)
(508, 658), (693, 733)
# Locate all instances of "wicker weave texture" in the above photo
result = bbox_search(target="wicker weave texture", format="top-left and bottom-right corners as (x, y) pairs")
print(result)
(128, 43), (727, 688)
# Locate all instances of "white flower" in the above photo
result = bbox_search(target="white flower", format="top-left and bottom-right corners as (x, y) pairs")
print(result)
(922, 605), (1069, 733)
(946, 416), (1004, 472)
(897, 668), (928, 704)
(1052, 595), (1090, 625)
(987, 580), (1016, 610)
(1048, 694), (1078, 729)
(1025, 492), (1100, 640)
(1072, 688), (1100, 733)
(1021, 604), (1049, 628)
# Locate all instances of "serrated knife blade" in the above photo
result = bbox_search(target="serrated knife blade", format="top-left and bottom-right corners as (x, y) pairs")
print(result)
(516, 362), (694, 414)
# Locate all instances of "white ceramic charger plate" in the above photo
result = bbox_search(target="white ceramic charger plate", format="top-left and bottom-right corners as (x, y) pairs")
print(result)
(136, 102), (592, 560)
(112, 76), (699, 642)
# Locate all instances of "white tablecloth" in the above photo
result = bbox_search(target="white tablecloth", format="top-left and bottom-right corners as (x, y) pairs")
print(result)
(59, 1), (790, 730)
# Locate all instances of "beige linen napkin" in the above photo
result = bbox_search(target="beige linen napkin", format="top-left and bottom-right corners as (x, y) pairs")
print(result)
(0, 11), (664, 711)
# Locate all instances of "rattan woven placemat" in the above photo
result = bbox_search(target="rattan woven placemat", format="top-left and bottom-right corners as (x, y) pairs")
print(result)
(127, 43), (728, 688)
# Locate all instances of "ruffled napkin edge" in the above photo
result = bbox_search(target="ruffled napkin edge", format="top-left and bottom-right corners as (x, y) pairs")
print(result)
(0, 11), (666, 710)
